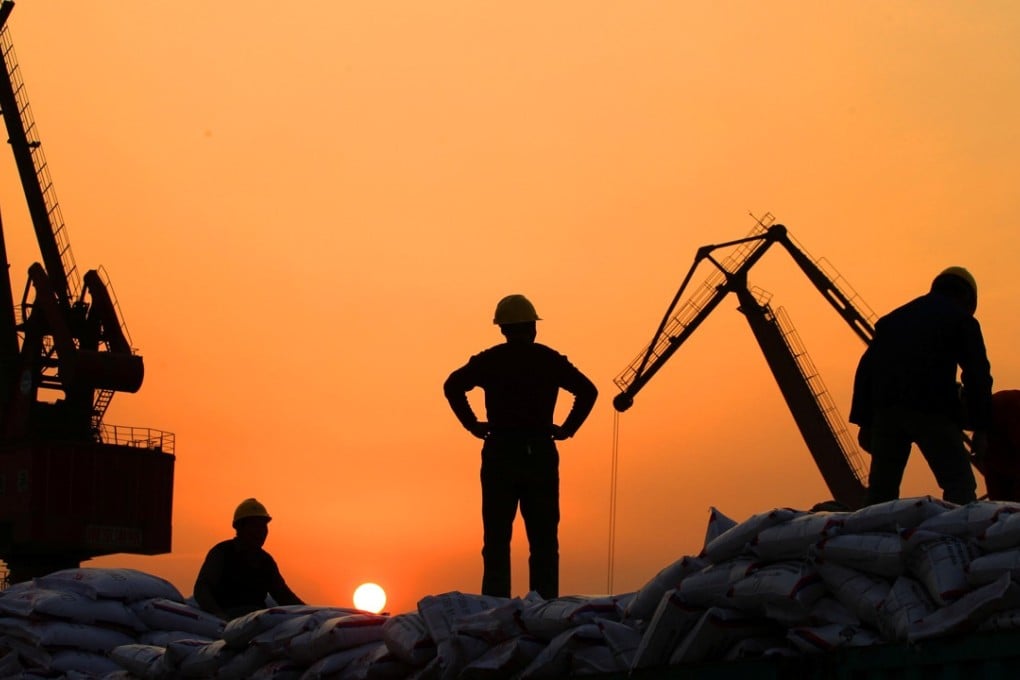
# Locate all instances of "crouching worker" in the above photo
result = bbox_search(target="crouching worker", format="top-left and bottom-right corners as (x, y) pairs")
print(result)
(194, 498), (304, 619)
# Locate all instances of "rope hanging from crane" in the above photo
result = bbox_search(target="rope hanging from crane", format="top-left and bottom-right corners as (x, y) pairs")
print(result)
(607, 410), (621, 594)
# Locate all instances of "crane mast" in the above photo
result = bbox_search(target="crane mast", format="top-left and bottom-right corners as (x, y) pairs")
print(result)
(614, 215), (876, 508)
(0, 1), (174, 583)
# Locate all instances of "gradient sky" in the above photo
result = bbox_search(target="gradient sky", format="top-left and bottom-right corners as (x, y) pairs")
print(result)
(1, 2), (1018, 615)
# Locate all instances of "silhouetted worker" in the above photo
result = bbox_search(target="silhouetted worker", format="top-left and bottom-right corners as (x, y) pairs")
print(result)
(849, 266), (992, 506)
(981, 390), (1020, 501)
(444, 294), (598, 599)
(194, 498), (304, 619)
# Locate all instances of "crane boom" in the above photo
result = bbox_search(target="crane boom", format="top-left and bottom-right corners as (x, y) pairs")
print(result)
(0, 0), (174, 582)
(0, 2), (79, 310)
(613, 215), (877, 508)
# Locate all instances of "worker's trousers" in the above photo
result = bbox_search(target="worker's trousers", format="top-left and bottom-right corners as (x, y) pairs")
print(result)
(480, 433), (559, 600)
(865, 406), (976, 506)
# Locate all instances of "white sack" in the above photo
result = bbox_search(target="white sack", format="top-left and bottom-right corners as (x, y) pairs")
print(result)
(222, 605), (346, 649)
(967, 548), (1020, 585)
(625, 555), (708, 621)
(753, 512), (846, 562)
(631, 588), (704, 670)
(728, 561), (825, 612)
(518, 595), (621, 641)
(285, 613), (387, 665)
(595, 619), (642, 671)
(109, 644), (173, 679)
(459, 635), (546, 679)
(668, 607), (773, 665)
(815, 561), (890, 627)
(453, 597), (529, 644)
(49, 649), (121, 675)
(876, 576), (936, 641)
(978, 511), (1020, 552)
(810, 532), (904, 578)
(703, 508), (801, 563)
(131, 597), (225, 639)
(676, 558), (755, 608)
(0, 618), (133, 653)
(786, 624), (882, 654)
(908, 572), (1020, 642)
(35, 567), (183, 603)
(298, 643), (378, 679)
(702, 507), (738, 553)
(917, 501), (1018, 537)
(905, 534), (979, 605)
(382, 612), (437, 666)
(334, 643), (409, 680)
(171, 639), (234, 678)
(249, 657), (304, 679)
(518, 622), (602, 680)
(0, 587), (145, 631)
(416, 592), (508, 646)
(841, 496), (953, 534)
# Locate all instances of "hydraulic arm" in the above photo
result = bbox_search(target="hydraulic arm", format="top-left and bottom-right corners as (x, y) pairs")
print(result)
(614, 215), (876, 508)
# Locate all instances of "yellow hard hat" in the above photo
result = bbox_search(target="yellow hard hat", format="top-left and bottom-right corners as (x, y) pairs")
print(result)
(233, 498), (272, 528)
(493, 294), (541, 325)
(936, 266), (977, 298)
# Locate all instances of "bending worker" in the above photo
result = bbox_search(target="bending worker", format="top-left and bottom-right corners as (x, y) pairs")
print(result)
(444, 294), (597, 599)
(849, 266), (992, 506)
(194, 498), (304, 619)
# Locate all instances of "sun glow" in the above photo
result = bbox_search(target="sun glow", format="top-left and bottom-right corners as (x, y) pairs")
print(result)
(353, 582), (387, 614)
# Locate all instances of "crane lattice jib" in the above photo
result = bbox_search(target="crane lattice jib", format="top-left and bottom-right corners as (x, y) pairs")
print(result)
(613, 215), (779, 405)
(614, 219), (877, 409)
(0, 8), (82, 310)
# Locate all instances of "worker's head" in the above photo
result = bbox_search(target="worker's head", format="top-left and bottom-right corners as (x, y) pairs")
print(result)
(493, 294), (540, 343)
(232, 498), (272, 547)
(931, 266), (977, 315)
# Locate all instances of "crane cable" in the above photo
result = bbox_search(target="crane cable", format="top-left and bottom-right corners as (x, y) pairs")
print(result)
(607, 410), (621, 594)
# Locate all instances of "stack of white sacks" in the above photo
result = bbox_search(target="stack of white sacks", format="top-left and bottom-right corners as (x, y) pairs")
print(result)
(3, 496), (1020, 678)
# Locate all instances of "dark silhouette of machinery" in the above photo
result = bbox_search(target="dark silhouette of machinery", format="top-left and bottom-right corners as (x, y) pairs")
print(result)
(0, 1), (174, 583)
(613, 214), (875, 509)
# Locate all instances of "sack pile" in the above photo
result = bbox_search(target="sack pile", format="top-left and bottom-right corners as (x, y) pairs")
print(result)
(3, 496), (1020, 678)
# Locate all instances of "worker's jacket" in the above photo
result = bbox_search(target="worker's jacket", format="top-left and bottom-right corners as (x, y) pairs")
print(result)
(444, 341), (597, 437)
(849, 291), (993, 430)
(194, 538), (300, 616)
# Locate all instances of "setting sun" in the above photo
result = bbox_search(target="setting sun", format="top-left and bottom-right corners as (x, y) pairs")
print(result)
(353, 583), (387, 614)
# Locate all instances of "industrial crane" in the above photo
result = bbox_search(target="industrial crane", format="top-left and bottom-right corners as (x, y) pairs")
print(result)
(0, 1), (174, 583)
(613, 214), (876, 509)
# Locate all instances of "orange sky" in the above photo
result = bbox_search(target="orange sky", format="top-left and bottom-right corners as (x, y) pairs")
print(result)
(1, 2), (1018, 616)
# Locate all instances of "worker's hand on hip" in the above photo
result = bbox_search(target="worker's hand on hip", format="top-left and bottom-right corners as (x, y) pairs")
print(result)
(857, 426), (873, 454)
(551, 425), (570, 441)
(468, 422), (489, 439)
(971, 430), (989, 463)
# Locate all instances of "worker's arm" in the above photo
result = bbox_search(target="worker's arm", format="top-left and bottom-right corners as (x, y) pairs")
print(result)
(193, 548), (228, 619)
(848, 347), (874, 428)
(553, 363), (598, 440)
(443, 364), (489, 439)
(267, 558), (304, 607)
(959, 318), (993, 431)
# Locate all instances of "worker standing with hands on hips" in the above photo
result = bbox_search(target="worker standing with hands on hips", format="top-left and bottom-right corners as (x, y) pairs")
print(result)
(849, 267), (993, 506)
(444, 294), (598, 600)
(194, 498), (305, 619)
